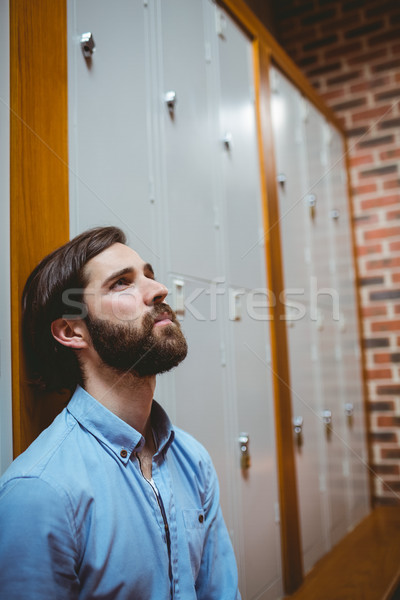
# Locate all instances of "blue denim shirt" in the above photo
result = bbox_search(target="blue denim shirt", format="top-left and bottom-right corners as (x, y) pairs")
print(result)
(0, 386), (240, 599)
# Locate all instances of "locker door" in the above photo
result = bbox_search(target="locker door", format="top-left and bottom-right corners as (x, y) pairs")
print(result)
(154, 0), (219, 281)
(327, 128), (369, 529)
(304, 104), (349, 546)
(164, 275), (232, 526)
(270, 70), (311, 302)
(271, 68), (326, 574)
(67, 0), (158, 264)
(215, 11), (282, 597)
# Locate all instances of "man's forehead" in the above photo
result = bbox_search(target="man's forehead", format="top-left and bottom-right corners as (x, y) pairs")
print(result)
(84, 243), (145, 283)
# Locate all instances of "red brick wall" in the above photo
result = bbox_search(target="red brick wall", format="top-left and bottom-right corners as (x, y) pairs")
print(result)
(274, 0), (400, 505)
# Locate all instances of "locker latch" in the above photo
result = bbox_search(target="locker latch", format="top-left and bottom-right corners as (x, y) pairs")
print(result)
(306, 194), (317, 219)
(164, 91), (177, 114)
(238, 433), (251, 471)
(345, 403), (354, 428)
(80, 32), (96, 58)
(322, 410), (332, 441)
(293, 416), (304, 449)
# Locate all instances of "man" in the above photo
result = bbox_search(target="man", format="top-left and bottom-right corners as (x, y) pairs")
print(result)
(0, 226), (240, 599)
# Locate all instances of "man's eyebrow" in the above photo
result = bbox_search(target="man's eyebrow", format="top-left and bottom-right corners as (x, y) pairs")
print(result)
(101, 263), (154, 288)
(144, 263), (155, 276)
(102, 267), (134, 288)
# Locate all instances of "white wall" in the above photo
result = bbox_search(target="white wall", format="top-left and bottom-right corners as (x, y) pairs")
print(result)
(0, 0), (13, 474)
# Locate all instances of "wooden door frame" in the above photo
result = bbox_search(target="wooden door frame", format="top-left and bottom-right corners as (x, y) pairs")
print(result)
(10, 0), (70, 456)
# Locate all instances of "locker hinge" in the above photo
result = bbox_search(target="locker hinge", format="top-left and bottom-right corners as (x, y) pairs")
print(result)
(220, 342), (226, 367)
(214, 204), (220, 229)
(148, 179), (155, 203)
(300, 96), (309, 122)
(269, 68), (279, 94)
(274, 502), (280, 524)
(215, 8), (227, 39)
(205, 42), (212, 63)
(311, 343), (318, 362)
(265, 344), (271, 365)
(323, 121), (332, 145)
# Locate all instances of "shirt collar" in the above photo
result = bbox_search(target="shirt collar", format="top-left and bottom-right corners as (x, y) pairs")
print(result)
(67, 385), (174, 464)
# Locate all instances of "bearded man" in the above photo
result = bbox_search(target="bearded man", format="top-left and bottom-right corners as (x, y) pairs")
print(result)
(0, 226), (240, 599)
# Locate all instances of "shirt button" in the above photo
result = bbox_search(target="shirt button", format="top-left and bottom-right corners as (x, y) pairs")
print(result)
(120, 449), (128, 458)
(198, 514), (204, 524)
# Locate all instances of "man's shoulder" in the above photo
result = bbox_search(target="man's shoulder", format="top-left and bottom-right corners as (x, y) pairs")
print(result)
(171, 426), (216, 474)
(0, 408), (77, 489)
(173, 426), (209, 453)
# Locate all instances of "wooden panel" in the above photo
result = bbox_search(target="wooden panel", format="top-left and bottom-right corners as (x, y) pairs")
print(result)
(253, 41), (303, 594)
(285, 507), (400, 600)
(10, 0), (70, 456)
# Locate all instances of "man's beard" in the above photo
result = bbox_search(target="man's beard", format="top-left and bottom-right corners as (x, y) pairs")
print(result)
(85, 303), (188, 377)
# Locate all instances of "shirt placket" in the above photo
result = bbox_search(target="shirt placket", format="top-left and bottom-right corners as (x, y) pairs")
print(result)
(134, 453), (174, 599)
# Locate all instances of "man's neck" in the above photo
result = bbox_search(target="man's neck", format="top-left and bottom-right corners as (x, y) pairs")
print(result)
(83, 364), (156, 436)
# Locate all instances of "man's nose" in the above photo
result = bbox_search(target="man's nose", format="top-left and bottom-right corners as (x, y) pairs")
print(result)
(143, 278), (168, 305)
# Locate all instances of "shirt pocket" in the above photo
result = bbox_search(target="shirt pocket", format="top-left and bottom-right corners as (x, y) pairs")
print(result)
(182, 509), (206, 581)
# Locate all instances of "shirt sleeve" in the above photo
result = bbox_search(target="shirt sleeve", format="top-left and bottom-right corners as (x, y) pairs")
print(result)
(0, 476), (80, 599)
(195, 456), (241, 600)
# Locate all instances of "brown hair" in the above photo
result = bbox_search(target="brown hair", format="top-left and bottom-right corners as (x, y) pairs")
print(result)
(22, 226), (126, 392)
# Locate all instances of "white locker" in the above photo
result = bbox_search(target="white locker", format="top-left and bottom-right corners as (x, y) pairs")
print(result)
(68, 0), (159, 266)
(326, 127), (369, 529)
(270, 69), (327, 574)
(270, 66), (369, 572)
(214, 7), (282, 598)
(153, 0), (220, 282)
(164, 275), (232, 524)
(303, 102), (349, 547)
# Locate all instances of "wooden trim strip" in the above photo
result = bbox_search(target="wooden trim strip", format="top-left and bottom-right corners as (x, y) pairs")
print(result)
(253, 40), (304, 594)
(10, 0), (70, 456)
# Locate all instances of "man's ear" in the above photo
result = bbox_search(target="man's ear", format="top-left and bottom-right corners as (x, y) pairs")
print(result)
(51, 318), (89, 349)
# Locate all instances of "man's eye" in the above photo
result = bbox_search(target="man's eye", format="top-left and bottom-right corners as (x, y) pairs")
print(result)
(111, 278), (129, 290)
